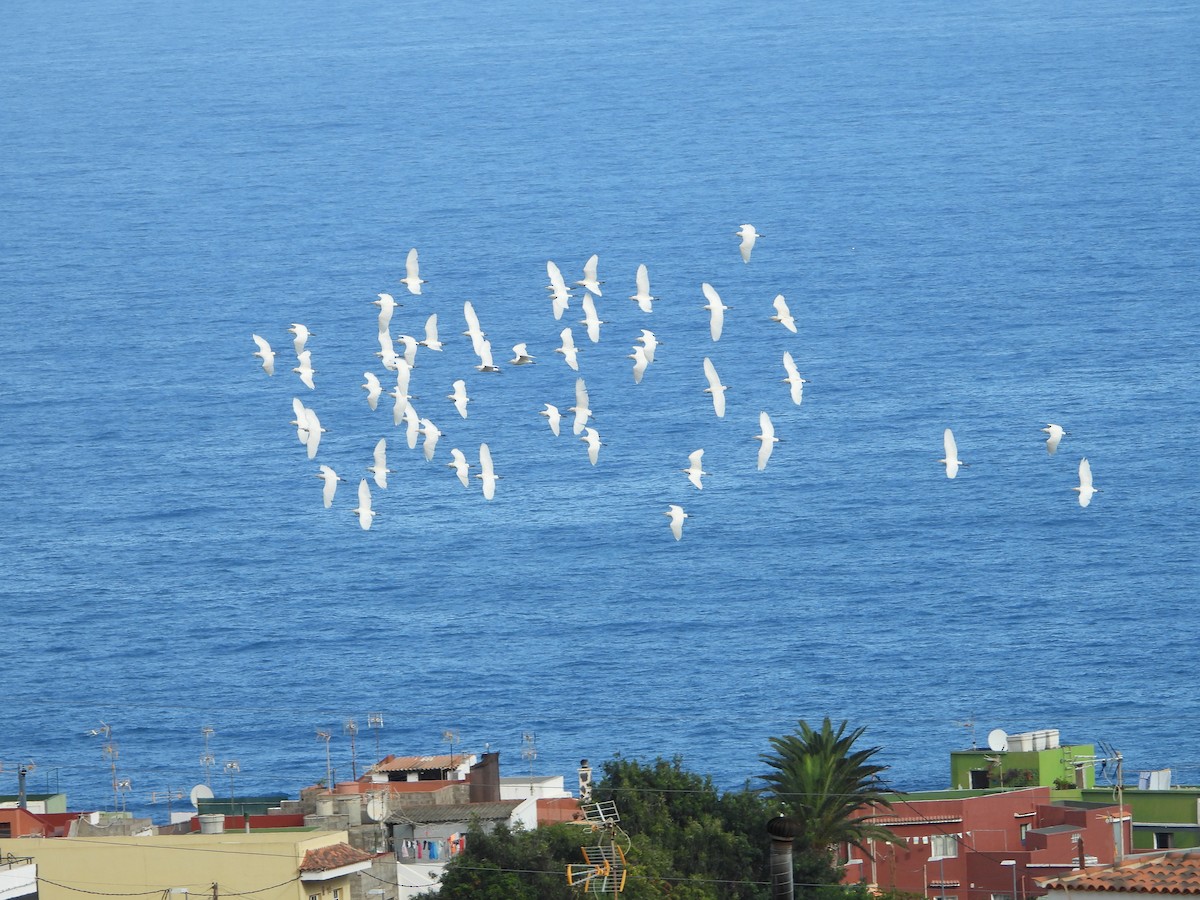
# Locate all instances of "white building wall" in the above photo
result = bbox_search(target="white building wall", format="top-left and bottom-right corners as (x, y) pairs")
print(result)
(0, 862), (39, 900)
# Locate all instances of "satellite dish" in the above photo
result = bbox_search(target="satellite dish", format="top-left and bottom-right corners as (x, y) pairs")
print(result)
(190, 783), (214, 809)
(364, 793), (389, 823)
(987, 729), (1009, 752)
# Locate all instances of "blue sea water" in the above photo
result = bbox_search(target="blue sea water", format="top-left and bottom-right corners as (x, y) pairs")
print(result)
(2, 0), (1198, 818)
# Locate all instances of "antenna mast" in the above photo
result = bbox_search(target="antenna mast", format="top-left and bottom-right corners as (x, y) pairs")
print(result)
(200, 726), (215, 786)
(345, 719), (359, 781)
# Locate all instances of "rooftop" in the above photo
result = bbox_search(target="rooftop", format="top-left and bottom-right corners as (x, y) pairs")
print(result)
(1040, 849), (1200, 894)
(370, 754), (471, 773)
(299, 842), (376, 873)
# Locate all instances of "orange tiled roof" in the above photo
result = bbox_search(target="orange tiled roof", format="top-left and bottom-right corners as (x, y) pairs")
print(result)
(299, 842), (376, 873)
(1040, 850), (1200, 894)
(370, 754), (467, 772)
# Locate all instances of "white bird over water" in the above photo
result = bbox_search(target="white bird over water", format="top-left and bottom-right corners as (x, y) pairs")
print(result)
(420, 418), (442, 462)
(373, 293), (397, 332)
(293, 350), (316, 390)
(291, 398), (310, 445)
(510, 343), (536, 366)
(448, 379), (470, 419)
(419, 313), (443, 352)
(288, 323), (313, 355)
(368, 438), (392, 489)
(570, 378), (592, 435)
(940, 428), (965, 479)
(771, 295), (797, 333)
(404, 404), (421, 450)
(546, 260), (572, 320)
(580, 293), (605, 343)
(1042, 423), (1067, 455)
(400, 247), (425, 295)
(637, 329), (660, 364)
(1074, 458), (1099, 507)
(703, 357), (727, 418)
(683, 449), (709, 490)
(476, 443), (498, 500)
(664, 504), (689, 541)
(462, 301), (487, 357)
(474, 339), (501, 374)
(390, 360), (413, 425)
(352, 479), (376, 530)
(314, 465), (343, 509)
(781, 351), (808, 406)
(377, 329), (399, 371)
(251, 334), (275, 376)
(629, 345), (649, 384)
(397, 334), (419, 369)
(362, 372), (382, 411)
(754, 411), (780, 471)
(580, 427), (603, 465)
(447, 448), (470, 487)
(303, 407), (325, 460)
(630, 264), (656, 313)
(540, 403), (562, 437)
(557, 327), (580, 371)
(702, 283), (729, 341)
(736, 223), (761, 263)
(576, 254), (603, 296)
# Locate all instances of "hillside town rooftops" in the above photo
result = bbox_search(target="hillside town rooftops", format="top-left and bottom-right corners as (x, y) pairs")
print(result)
(1040, 849), (1200, 894)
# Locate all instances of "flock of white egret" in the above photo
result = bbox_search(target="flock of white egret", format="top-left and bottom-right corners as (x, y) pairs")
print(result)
(250, 227), (1100, 539)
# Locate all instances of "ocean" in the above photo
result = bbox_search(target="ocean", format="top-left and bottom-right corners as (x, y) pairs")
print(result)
(2, 0), (1197, 818)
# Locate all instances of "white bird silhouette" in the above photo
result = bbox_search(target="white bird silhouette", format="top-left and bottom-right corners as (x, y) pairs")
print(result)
(293, 350), (316, 390)
(390, 360), (413, 425)
(637, 329), (660, 364)
(291, 398), (309, 445)
(314, 465), (343, 509)
(580, 427), (603, 465)
(397, 334), (419, 369)
(703, 357), (727, 418)
(251, 334), (275, 376)
(362, 372), (382, 411)
(476, 443), (498, 500)
(303, 407), (324, 460)
(556, 327), (580, 371)
(400, 247), (425, 295)
(940, 428), (965, 479)
(683, 450), (709, 490)
(1074, 458), (1099, 507)
(463, 301), (487, 357)
(580, 293), (605, 343)
(546, 261), (572, 320)
(352, 479), (376, 530)
(571, 378), (592, 435)
(540, 403), (562, 437)
(664, 504), (689, 541)
(474, 339), (501, 373)
(373, 292), (397, 332)
(510, 343), (536, 365)
(781, 351), (808, 405)
(736, 223), (761, 263)
(288, 323), (313, 356)
(576, 254), (603, 296)
(754, 411), (779, 471)
(420, 418), (442, 462)
(377, 329), (399, 371)
(702, 283), (729, 341)
(447, 448), (471, 487)
(449, 379), (470, 419)
(419, 313), (443, 352)
(771, 295), (797, 333)
(404, 404), (421, 450)
(1042, 423), (1067, 455)
(368, 438), (392, 488)
(629, 345), (649, 384)
(630, 264), (656, 313)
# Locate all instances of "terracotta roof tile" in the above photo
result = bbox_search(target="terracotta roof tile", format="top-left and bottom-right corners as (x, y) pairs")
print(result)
(299, 842), (376, 873)
(370, 754), (468, 772)
(1041, 850), (1200, 894)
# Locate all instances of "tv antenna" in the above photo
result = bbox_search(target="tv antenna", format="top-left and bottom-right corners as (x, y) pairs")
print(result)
(345, 719), (359, 781)
(567, 801), (629, 895)
(200, 726), (216, 786)
(223, 760), (240, 801)
(521, 732), (538, 785)
(317, 730), (333, 789)
(442, 730), (460, 769)
(149, 787), (184, 819)
(367, 713), (384, 761)
(957, 714), (977, 749)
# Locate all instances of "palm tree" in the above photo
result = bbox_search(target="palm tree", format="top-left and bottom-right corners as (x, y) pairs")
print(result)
(760, 717), (901, 859)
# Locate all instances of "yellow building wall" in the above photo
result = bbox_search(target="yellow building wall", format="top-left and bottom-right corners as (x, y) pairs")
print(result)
(17, 831), (354, 900)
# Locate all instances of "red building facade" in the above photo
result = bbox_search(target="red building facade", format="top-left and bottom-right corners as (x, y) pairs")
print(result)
(842, 787), (1130, 900)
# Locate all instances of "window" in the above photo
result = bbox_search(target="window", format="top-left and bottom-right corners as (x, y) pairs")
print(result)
(0, 823), (11, 838)
(1019, 824), (1030, 844)
(332, 891), (341, 900)
(991, 894), (1014, 900)
(1154, 832), (1174, 850)
(930, 834), (958, 858)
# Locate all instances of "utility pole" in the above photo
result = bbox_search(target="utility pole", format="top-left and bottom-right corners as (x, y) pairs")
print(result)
(345, 719), (359, 781)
